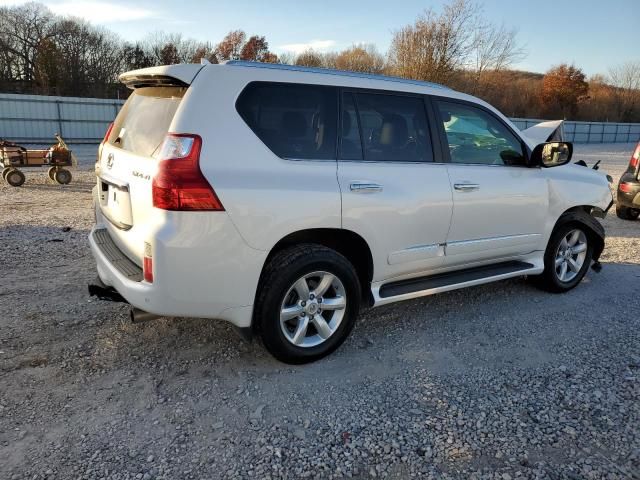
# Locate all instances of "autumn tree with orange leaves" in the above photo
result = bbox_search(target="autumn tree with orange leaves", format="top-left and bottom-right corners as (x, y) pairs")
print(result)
(540, 64), (589, 118)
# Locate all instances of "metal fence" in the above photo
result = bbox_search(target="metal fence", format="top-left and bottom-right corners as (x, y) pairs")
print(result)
(0, 93), (124, 144)
(510, 118), (640, 144)
(1, 93), (640, 144)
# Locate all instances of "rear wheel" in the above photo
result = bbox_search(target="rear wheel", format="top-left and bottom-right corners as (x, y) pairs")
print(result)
(5, 168), (25, 187)
(616, 205), (640, 220)
(532, 224), (593, 293)
(54, 168), (72, 185)
(48, 167), (57, 181)
(1, 167), (11, 181)
(255, 244), (361, 364)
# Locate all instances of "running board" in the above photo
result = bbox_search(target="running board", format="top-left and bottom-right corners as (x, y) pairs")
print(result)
(375, 261), (539, 305)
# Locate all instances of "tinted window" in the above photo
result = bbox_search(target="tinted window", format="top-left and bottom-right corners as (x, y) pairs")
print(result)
(236, 82), (338, 160)
(340, 93), (363, 160)
(353, 93), (432, 162)
(436, 101), (525, 166)
(109, 86), (186, 158)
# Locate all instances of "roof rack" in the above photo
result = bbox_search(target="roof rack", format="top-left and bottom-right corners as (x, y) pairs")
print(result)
(224, 60), (450, 91)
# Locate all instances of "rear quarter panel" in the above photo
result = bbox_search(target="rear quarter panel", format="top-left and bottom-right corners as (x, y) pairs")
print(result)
(170, 66), (341, 252)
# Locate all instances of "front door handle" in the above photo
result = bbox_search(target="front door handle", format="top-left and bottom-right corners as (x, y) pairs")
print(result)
(453, 183), (480, 192)
(350, 182), (383, 193)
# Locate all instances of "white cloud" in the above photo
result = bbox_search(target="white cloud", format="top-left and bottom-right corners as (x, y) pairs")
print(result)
(48, 1), (156, 23)
(278, 40), (337, 54)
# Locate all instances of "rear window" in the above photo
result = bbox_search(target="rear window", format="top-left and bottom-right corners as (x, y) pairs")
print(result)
(108, 87), (186, 157)
(236, 82), (338, 160)
(353, 93), (433, 162)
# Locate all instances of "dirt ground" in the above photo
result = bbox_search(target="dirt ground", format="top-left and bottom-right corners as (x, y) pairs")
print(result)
(0, 143), (638, 479)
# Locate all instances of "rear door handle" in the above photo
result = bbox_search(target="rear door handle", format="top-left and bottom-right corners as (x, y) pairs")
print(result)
(453, 183), (479, 192)
(350, 182), (383, 193)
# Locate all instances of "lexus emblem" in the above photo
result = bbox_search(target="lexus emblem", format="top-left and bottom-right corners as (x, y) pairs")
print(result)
(107, 153), (114, 169)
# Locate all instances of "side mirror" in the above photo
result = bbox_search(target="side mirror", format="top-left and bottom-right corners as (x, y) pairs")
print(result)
(529, 142), (573, 168)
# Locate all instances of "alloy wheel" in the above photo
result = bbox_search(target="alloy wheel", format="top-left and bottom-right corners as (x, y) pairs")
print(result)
(554, 229), (588, 283)
(279, 271), (347, 348)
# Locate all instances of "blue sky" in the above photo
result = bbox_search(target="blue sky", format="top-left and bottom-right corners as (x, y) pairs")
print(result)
(2, 0), (638, 75)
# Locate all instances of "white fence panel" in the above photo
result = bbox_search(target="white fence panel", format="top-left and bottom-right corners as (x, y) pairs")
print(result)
(0, 93), (124, 143)
(510, 118), (640, 143)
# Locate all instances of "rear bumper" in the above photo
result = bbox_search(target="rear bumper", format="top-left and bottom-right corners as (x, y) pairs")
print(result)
(89, 227), (157, 311)
(89, 213), (267, 328)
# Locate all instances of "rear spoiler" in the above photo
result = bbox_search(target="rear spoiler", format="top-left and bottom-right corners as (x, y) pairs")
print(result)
(119, 64), (204, 89)
(120, 75), (190, 89)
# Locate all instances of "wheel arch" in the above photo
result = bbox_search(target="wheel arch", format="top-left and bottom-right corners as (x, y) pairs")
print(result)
(552, 206), (605, 262)
(257, 228), (374, 308)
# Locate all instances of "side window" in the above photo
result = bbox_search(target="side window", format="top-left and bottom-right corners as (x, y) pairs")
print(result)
(436, 101), (525, 166)
(352, 93), (433, 162)
(340, 93), (363, 160)
(236, 82), (338, 160)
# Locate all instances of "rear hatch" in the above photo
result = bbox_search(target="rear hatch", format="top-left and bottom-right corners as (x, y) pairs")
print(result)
(96, 66), (202, 265)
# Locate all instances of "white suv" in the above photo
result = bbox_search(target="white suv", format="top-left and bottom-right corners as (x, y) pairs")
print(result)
(89, 61), (612, 363)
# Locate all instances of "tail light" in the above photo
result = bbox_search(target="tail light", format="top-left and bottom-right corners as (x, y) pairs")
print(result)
(152, 134), (224, 211)
(629, 142), (640, 170)
(619, 182), (633, 193)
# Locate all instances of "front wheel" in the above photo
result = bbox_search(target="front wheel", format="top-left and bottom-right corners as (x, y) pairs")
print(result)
(1, 167), (11, 181)
(532, 224), (593, 293)
(255, 244), (361, 364)
(616, 205), (640, 220)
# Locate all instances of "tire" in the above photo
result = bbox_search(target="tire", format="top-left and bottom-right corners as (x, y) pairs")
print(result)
(48, 167), (57, 181)
(532, 223), (594, 293)
(5, 168), (25, 187)
(54, 168), (72, 185)
(616, 205), (640, 220)
(255, 244), (361, 364)
(2, 167), (11, 181)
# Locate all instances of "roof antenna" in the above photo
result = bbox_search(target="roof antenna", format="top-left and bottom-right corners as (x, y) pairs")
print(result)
(200, 58), (211, 65)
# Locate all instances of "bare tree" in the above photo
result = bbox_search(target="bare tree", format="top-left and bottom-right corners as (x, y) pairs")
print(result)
(278, 52), (296, 65)
(295, 49), (324, 68)
(334, 44), (385, 74)
(143, 32), (214, 65)
(0, 3), (58, 85)
(122, 42), (154, 71)
(46, 19), (123, 96)
(387, 0), (479, 84)
(472, 22), (525, 93)
(608, 61), (640, 121)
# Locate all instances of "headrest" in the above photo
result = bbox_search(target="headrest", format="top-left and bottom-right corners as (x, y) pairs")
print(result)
(379, 114), (408, 147)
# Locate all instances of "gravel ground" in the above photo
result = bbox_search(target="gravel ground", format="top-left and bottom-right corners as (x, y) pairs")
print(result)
(1, 143), (639, 480)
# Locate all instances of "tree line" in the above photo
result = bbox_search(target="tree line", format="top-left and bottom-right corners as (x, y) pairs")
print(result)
(1, 0), (638, 122)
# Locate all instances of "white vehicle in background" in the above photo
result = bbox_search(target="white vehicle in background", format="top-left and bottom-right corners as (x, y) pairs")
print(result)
(88, 61), (613, 364)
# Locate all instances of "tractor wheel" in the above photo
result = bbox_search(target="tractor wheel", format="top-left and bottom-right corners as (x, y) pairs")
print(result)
(48, 167), (57, 181)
